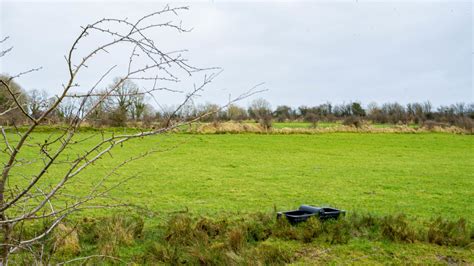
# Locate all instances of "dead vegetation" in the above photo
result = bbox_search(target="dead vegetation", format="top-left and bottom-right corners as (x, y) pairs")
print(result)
(192, 121), (472, 134)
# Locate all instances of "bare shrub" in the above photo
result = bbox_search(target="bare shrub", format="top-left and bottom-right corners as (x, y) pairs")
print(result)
(304, 113), (319, 128)
(259, 114), (273, 130)
(342, 116), (363, 128)
(453, 117), (474, 131)
(422, 120), (449, 130)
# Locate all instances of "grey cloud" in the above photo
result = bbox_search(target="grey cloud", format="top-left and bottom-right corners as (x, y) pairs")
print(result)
(1, 0), (472, 108)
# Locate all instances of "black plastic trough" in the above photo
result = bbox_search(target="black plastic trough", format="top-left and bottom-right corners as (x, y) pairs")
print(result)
(277, 205), (346, 224)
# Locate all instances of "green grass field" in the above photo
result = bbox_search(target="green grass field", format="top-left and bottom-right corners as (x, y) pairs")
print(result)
(11, 131), (473, 219)
(114, 133), (472, 219)
(6, 131), (474, 264)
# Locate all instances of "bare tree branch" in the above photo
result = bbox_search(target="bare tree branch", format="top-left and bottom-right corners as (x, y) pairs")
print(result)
(0, 6), (261, 264)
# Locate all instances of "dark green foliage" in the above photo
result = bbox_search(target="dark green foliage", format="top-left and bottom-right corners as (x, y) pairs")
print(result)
(351, 102), (366, 117)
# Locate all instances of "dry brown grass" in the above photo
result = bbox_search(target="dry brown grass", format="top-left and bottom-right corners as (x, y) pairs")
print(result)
(93, 216), (144, 256)
(195, 122), (264, 133)
(192, 122), (472, 134)
(227, 227), (246, 252)
(53, 223), (81, 256)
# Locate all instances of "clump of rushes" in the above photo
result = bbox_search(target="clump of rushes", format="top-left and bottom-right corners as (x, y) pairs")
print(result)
(380, 214), (418, 243)
(427, 217), (472, 247)
(52, 223), (81, 256)
(93, 215), (144, 256)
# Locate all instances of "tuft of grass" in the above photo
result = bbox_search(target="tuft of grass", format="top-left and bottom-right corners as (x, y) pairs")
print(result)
(227, 226), (246, 252)
(92, 215), (144, 256)
(195, 217), (226, 239)
(300, 217), (323, 243)
(10, 211), (474, 264)
(427, 217), (472, 247)
(143, 243), (181, 264)
(53, 223), (81, 256)
(164, 214), (195, 246)
(244, 212), (273, 242)
(321, 218), (352, 244)
(254, 240), (295, 265)
(381, 214), (418, 243)
(272, 216), (300, 240)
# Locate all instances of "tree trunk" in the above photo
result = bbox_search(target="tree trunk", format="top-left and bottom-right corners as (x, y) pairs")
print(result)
(0, 180), (10, 265)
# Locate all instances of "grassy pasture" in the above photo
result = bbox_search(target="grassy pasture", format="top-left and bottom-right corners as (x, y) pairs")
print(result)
(6, 130), (474, 263)
(9, 131), (473, 220)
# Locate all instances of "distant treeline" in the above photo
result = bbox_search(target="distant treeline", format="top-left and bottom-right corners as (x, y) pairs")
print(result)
(1, 75), (473, 130)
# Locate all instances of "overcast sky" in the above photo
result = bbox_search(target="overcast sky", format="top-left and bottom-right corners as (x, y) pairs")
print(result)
(0, 0), (472, 108)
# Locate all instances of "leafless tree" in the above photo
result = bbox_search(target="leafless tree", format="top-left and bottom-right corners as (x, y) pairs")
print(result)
(0, 74), (28, 126)
(248, 98), (272, 129)
(0, 6), (262, 264)
(56, 97), (78, 124)
(27, 89), (50, 119)
(227, 104), (248, 121)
